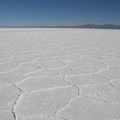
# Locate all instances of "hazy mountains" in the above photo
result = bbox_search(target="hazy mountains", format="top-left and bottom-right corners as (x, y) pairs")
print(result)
(0, 24), (120, 29)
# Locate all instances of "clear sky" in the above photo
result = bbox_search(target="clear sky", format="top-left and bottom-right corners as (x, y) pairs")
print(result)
(0, 0), (120, 26)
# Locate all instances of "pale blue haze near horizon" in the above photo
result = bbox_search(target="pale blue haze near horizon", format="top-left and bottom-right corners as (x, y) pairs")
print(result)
(0, 0), (120, 26)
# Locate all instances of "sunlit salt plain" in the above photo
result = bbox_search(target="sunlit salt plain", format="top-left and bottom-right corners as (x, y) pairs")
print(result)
(0, 28), (120, 120)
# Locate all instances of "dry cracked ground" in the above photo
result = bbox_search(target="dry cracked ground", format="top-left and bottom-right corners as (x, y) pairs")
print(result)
(0, 28), (120, 120)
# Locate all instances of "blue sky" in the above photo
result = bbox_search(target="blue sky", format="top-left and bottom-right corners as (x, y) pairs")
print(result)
(0, 0), (120, 26)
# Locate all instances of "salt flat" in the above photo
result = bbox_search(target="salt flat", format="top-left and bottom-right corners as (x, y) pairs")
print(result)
(0, 28), (120, 120)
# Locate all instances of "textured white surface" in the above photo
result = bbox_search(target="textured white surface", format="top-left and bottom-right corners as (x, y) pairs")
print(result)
(0, 28), (120, 120)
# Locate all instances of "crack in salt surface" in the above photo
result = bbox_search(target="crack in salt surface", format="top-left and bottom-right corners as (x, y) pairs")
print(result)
(0, 63), (21, 74)
(11, 84), (24, 120)
(109, 81), (120, 92)
(63, 75), (81, 95)
(0, 58), (41, 74)
(52, 75), (81, 117)
(60, 74), (118, 112)
(54, 96), (80, 117)
(14, 84), (79, 120)
(94, 94), (113, 103)
(28, 85), (72, 95)
(15, 75), (46, 86)
(4, 56), (118, 119)
(23, 68), (44, 76)
(55, 93), (117, 120)
(81, 81), (120, 104)
(12, 94), (21, 120)
(54, 95), (107, 119)
(15, 76), (80, 119)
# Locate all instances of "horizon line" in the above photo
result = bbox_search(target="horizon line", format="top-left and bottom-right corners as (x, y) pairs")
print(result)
(0, 24), (120, 29)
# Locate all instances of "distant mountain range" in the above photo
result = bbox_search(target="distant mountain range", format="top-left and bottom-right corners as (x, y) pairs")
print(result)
(0, 24), (120, 29)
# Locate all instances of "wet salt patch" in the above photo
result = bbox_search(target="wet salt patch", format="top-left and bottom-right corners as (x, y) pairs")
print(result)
(0, 58), (19, 73)
(81, 83), (120, 103)
(57, 96), (120, 120)
(0, 85), (20, 111)
(16, 76), (68, 92)
(65, 74), (110, 87)
(15, 86), (78, 120)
